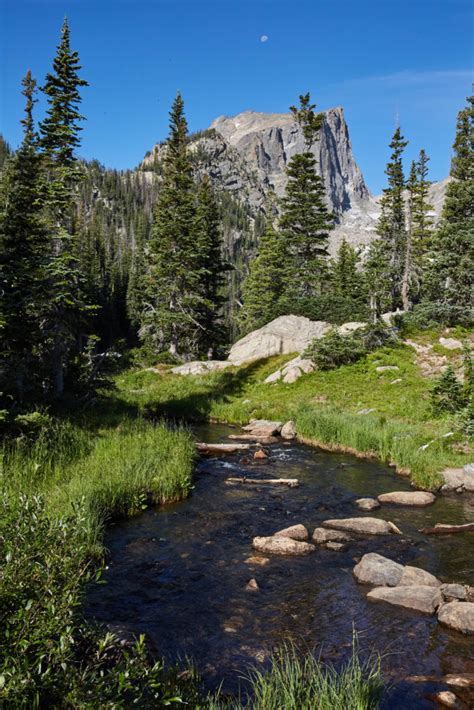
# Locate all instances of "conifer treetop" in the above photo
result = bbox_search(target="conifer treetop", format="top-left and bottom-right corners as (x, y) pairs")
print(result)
(290, 93), (323, 149)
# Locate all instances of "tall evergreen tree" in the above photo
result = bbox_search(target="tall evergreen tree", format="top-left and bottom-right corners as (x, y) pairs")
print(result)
(279, 93), (333, 301)
(426, 93), (473, 308)
(141, 93), (202, 356)
(372, 126), (408, 311)
(0, 72), (49, 406)
(238, 225), (288, 333)
(401, 150), (433, 309)
(194, 175), (228, 355)
(39, 17), (93, 397)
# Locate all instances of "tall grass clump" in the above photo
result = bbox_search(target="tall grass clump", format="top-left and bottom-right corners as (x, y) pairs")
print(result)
(209, 641), (384, 709)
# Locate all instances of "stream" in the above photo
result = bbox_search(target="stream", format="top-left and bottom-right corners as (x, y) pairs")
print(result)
(86, 424), (474, 708)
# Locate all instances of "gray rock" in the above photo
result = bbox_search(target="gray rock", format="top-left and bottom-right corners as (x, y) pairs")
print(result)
(367, 585), (443, 614)
(441, 465), (474, 492)
(322, 517), (402, 536)
(273, 524), (308, 541)
(355, 497), (380, 511)
(282, 356), (315, 375)
(171, 360), (234, 375)
(437, 601), (474, 634)
(245, 578), (259, 592)
(357, 408), (376, 415)
(398, 566), (440, 587)
(353, 553), (404, 586)
(244, 556), (270, 566)
(283, 366), (303, 384)
(264, 369), (282, 384)
(325, 541), (345, 551)
(312, 527), (352, 544)
(228, 315), (331, 363)
(337, 321), (366, 335)
(377, 491), (436, 506)
(441, 584), (468, 602)
(242, 419), (283, 436)
(252, 536), (315, 556)
(280, 421), (297, 440)
(430, 690), (458, 707)
(376, 365), (399, 373)
(439, 337), (463, 350)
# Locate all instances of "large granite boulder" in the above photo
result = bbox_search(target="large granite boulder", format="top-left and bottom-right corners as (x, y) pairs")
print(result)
(353, 553), (404, 586)
(437, 602), (474, 634)
(367, 585), (443, 614)
(398, 566), (440, 587)
(252, 536), (315, 556)
(228, 315), (331, 363)
(322, 517), (402, 536)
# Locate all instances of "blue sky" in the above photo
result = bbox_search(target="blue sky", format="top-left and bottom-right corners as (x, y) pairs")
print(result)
(1, 0), (472, 193)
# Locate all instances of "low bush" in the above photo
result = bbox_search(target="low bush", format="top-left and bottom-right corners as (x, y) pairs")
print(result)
(304, 323), (396, 370)
(396, 301), (474, 333)
(0, 494), (201, 708)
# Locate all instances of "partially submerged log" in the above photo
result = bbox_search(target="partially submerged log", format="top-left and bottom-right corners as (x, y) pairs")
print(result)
(196, 442), (252, 455)
(419, 522), (474, 535)
(228, 434), (279, 444)
(226, 476), (299, 488)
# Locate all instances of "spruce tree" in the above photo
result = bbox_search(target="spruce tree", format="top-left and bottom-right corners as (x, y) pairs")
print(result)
(238, 225), (288, 333)
(0, 72), (49, 407)
(373, 126), (408, 311)
(402, 150), (433, 309)
(279, 93), (333, 302)
(39, 17), (92, 397)
(141, 93), (202, 356)
(426, 93), (473, 308)
(194, 175), (228, 355)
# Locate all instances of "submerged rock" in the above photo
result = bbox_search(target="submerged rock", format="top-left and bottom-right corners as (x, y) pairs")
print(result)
(245, 578), (259, 592)
(274, 524), (309, 541)
(322, 517), (402, 536)
(377, 491), (436, 506)
(367, 585), (442, 614)
(355, 497), (380, 511)
(353, 553), (404, 587)
(437, 601), (474, 635)
(252, 536), (315, 556)
(325, 541), (345, 551)
(244, 556), (270, 566)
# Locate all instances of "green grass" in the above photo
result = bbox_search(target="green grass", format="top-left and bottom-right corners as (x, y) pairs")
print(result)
(209, 641), (384, 710)
(115, 335), (472, 489)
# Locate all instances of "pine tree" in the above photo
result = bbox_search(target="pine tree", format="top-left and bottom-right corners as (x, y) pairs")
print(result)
(0, 72), (49, 407)
(279, 93), (333, 302)
(373, 126), (408, 311)
(141, 93), (202, 356)
(402, 150), (433, 309)
(39, 17), (93, 397)
(194, 175), (228, 355)
(426, 93), (473, 308)
(238, 225), (288, 333)
(331, 239), (364, 300)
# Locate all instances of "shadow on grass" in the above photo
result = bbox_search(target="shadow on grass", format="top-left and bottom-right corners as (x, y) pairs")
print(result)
(140, 358), (275, 424)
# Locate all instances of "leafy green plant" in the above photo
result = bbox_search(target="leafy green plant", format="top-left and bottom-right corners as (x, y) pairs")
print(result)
(304, 323), (396, 370)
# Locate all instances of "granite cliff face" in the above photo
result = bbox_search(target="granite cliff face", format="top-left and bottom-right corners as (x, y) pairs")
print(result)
(141, 108), (447, 256)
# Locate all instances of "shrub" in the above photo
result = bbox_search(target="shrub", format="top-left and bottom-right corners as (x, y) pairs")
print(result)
(0, 494), (201, 708)
(305, 323), (397, 370)
(396, 301), (474, 333)
(431, 366), (467, 415)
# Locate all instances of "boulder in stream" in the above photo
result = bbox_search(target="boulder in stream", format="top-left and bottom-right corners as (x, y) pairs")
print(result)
(367, 585), (443, 614)
(398, 565), (440, 587)
(252, 536), (315, 556)
(437, 601), (474, 635)
(242, 419), (283, 437)
(355, 497), (380, 511)
(440, 583), (468, 602)
(353, 553), (404, 586)
(312, 527), (352, 544)
(377, 491), (436, 506)
(322, 517), (402, 536)
(281, 420), (297, 440)
(274, 524), (309, 541)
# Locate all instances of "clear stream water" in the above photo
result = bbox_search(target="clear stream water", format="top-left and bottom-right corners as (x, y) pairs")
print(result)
(86, 424), (474, 708)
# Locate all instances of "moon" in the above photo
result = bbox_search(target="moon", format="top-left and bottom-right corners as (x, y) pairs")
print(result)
(260, 35), (269, 43)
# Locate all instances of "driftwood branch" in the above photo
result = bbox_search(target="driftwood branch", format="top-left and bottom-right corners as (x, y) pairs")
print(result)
(226, 476), (299, 488)
(419, 522), (474, 535)
(196, 442), (252, 455)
